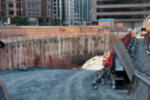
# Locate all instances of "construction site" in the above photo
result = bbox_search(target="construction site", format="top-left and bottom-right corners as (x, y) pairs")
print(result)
(0, 18), (150, 100)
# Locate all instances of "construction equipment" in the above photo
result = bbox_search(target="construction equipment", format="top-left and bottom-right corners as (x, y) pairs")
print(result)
(93, 31), (135, 89)
(101, 49), (126, 89)
(102, 50), (113, 71)
(92, 67), (110, 90)
(92, 50), (113, 90)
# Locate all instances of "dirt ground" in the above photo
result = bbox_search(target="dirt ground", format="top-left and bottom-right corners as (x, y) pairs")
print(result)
(0, 67), (127, 100)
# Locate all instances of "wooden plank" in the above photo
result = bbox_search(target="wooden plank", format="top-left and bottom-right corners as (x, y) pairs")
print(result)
(113, 40), (135, 81)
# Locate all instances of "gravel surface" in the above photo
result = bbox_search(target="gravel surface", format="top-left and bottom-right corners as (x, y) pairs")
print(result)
(134, 36), (150, 75)
(0, 68), (127, 100)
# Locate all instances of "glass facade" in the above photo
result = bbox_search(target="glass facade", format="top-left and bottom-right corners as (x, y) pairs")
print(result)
(75, 0), (91, 24)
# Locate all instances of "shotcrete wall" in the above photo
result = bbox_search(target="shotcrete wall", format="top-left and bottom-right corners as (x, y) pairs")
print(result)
(0, 33), (127, 70)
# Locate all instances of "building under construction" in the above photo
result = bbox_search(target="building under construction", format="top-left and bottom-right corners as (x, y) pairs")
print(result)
(0, 0), (150, 100)
(0, 20), (149, 100)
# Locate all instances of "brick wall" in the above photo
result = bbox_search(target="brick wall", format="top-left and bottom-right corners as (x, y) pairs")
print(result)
(0, 26), (110, 38)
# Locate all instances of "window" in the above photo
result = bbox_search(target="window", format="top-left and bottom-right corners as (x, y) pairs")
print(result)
(27, 3), (30, 8)
(23, 10), (25, 16)
(32, 10), (34, 15)
(48, 10), (50, 15)
(36, 10), (39, 15)
(28, 10), (31, 15)
(35, 3), (39, 8)
(48, 4), (50, 8)
(23, 3), (25, 8)
(16, 3), (19, 8)
(9, 10), (14, 15)
(32, 3), (35, 8)
(8, 3), (14, 8)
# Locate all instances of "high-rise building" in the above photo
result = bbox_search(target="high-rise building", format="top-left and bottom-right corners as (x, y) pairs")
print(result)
(75, 0), (91, 25)
(65, 0), (91, 26)
(91, 0), (150, 26)
(52, 0), (60, 21)
(65, 0), (75, 25)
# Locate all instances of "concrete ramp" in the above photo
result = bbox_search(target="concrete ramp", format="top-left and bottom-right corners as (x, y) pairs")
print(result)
(113, 40), (135, 81)
(0, 81), (9, 100)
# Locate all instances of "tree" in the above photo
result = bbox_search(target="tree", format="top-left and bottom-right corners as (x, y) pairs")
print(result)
(51, 20), (60, 26)
(51, 19), (66, 26)
(11, 16), (26, 25)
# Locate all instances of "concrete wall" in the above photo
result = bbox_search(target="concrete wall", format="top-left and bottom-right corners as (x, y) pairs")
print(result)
(132, 80), (150, 100)
(128, 71), (150, 100)
(0, 33), (126, 70)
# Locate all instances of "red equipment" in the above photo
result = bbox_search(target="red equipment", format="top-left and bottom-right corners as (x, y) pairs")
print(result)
(102, 50), (113, 71)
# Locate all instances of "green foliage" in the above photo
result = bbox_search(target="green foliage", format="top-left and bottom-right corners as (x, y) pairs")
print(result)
(11, 16), (26, 25)
(2, 19), (7, 23)
(51, 20), (66, 26)
(51, 20), (60, 26)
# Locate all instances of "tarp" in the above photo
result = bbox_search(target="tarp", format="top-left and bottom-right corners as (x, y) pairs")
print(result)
(98, 19), (115, 22)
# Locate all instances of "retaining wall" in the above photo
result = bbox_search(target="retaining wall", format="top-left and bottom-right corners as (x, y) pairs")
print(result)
(128, 71), (150, 100)
(0, 32), (127, 70)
